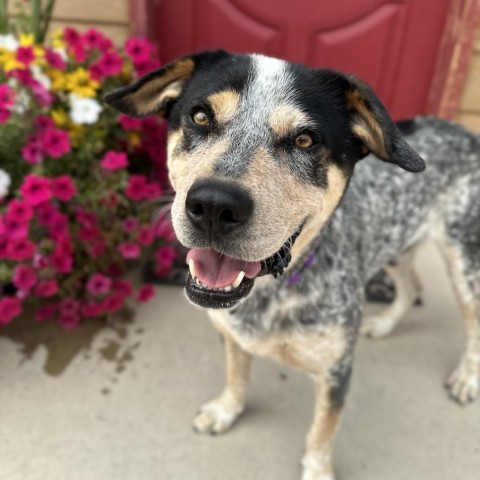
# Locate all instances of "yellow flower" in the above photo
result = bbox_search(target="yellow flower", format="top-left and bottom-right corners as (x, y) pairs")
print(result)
(32, 46), (46, 66)
(51, 109), (69, 128)
(19, 33), (35, 47)
(51, 29), (66, 50)
(0, 50), (22, 72)
(69, 124), (85, 148)
(47, 69), (67, 91)
(66, 68), (100, 98)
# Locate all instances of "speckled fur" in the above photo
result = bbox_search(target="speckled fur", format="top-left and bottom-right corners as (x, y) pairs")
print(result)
(105, 52), (480, 479)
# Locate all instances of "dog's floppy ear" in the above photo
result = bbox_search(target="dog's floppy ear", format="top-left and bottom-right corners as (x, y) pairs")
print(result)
(345, 76), (425, 173)
(104, 50), (228, 118)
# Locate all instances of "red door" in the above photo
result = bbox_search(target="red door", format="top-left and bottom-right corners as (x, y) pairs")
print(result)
(149, 0), (450, 120)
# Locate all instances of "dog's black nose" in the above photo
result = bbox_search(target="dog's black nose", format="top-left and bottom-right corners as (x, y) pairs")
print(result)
(186, 179), (253, 237)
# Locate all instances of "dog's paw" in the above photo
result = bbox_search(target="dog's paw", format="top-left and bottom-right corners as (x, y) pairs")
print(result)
(301, 454), (334, 480)
(446, 357), (480, 405)
(193, 395), (244, 435)
(360, 314), (396, 339)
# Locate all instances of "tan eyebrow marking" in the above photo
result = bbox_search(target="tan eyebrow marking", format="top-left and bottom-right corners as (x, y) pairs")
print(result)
(208, 90), (240, 124)
(269, 104), (313, 138)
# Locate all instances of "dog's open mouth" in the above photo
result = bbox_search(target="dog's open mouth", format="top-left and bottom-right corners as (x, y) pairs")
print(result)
(184, 226), (303, 309)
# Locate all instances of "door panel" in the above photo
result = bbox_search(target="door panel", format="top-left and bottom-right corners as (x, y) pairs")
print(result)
(152, 0), (451, 119)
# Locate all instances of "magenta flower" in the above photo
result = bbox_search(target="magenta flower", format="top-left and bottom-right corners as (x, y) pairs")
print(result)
(48, 212), (70, 237)
(45, 48), (66, 69)
(86, 273), (112, 296)
(96, 51), (123, 76)
(134, 58), (161, 77)
(155, 245), (177, 269)
(21, 141), (43, 164)
(0, 297), (22, 326)
(89, 239), (106, 258)
(0, 84), (15, 109)
(40, 128), (71, 158)
(34, 280), (59, 298)
(122, 218), (138, 233)
(59, 313), (80, 330)
(76, 210), (98, 229)
(125, 37), (156, 63)
(113, 279), (133, 297)
(50, 253), (73, 274)
(144, 182), (162, 199)
(63, 27), (82, 47)
(16, 46), (35, 66)
(137, 226), (154, 246)
(13, 265), (37, 291)
(59, 298), (80, 316)
(137, 284), (155, 302)
(119, 114), (141, 131)
(102, 293), (124, 313)
(100, 151), (128, 170)
(32, 83), (53, 108)
(20, 174), (51, 206)
(0, 109), (11, 123)
(4, 214), (28, 240)
(7, 238), (35, 261)
(81, 302), (104, 317)
(118, 242), (141, 259)
(35, 304), (57, 323)
(7, 200), (33, 223)
(125, 175), (147, 201)
(34, 115), (55, 130)
(52, 176), (77, 201)
(82, 28), (106, 49)
(37, 203), (58, 226)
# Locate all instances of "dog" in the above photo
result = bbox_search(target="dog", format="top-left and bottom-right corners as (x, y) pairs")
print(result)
(105, 50), (480, 480)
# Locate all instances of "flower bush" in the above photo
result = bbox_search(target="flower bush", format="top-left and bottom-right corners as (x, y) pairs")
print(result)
(0, 28), (179, 328)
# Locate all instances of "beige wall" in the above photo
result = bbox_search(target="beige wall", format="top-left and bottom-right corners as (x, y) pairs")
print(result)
(457, 29), (480, 132)
(11, 0), (130, 45)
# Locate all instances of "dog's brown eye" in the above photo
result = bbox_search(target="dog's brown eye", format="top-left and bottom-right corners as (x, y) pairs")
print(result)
(192, 109), (210, 126)
(295, 133), (314, 149)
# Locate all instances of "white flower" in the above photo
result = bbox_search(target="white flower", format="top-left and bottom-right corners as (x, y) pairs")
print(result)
(0, 34), (19, 51)
(69, 94), (102, 125)
(31, 65), (52, 90)
(0, 169), (11, 199)
(12, 89), (30, 114)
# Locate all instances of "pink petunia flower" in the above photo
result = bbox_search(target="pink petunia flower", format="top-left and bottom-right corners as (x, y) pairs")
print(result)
(6, 237), (35, 261)
(80, 302), (104, 317)
(124, 37), (156, 63)
(0, 84), (15, 109)
(34, 279), (59, 298)
(82, 28), (105, 50)
(40, 128), (71, 158)
(4, 214), (28, 240)
(144, 182), (162, 199)
(37, 203), (59, 226)
(7, 200), (33, 223)
(134, 58), (161, 77)
(59, 313), (81, 330)
(20, 174), (51, 206)
(119, 114), (141, 131)
(100, 151), (128, 170)
(34, 115), (55, 130)
(102, 294), (124, 313)
(50, 253), (73, 274)
(0, 109), (11, 123)
(48, 212), (70, 237)
(63, 27), (82, 47)
(0, 297), (22, 326)
(96, 51), (122, 76)
(122, 218), (138, 233)
(155, 245), (177, 270)
(45, 48), (66, 69)
(137, 284), (155, 302)
(78, 227), (99, 242)
(88, 63), (104, 81)
(13, 264), (37, 291)
(21, 141), (43, 164)
(51, 176), (77, 201)
(35, 304), (57, 323)
(137, 225), (154, 246)
(16, 46), (35, 66)
(113, 279), (133, 297)
(31, 83), (53, 107)
(59, 297), (80, 316)
(125, 174), (147, 201)
(76, 210), (98, 229)
(118, 242), (141, 259)
(86, 273), (112, 296)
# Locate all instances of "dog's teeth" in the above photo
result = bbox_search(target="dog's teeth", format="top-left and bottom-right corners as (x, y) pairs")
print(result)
(224, 285), (232, 292)
(232, 271), (245, 289)
(188, 258), (196, 278)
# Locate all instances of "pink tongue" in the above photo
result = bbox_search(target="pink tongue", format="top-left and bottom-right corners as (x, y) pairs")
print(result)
(186, 248), (261, 289)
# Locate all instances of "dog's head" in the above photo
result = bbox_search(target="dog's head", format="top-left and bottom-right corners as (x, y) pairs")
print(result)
(105, 50), (424, 309)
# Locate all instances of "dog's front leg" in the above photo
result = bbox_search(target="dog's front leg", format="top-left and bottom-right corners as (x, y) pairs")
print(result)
(193, 330), (252, 435)
(301, 364), (351, 480)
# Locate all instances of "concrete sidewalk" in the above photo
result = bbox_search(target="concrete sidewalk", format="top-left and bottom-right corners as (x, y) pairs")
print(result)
(1, 242), (479, 480)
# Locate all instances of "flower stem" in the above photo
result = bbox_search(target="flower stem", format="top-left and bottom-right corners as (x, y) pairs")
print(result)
(31, 0), (40, 43)
(0, 0), (8, 34)
(39, 0), (56, 43)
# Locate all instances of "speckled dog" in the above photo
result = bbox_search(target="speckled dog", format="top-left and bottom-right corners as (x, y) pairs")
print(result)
(105, 50), (480, 480)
